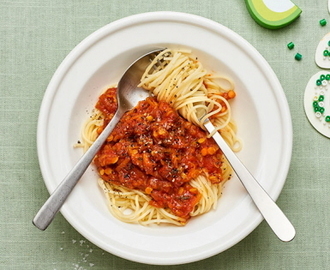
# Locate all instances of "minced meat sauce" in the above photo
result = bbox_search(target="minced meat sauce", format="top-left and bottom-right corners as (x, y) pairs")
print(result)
(93, 87), (224, 221)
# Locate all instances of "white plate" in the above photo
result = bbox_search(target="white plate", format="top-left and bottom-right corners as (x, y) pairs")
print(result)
(37, 11), (292, 265)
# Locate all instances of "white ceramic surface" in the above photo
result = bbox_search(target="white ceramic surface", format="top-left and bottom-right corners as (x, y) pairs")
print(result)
(37, 11), (292, 265)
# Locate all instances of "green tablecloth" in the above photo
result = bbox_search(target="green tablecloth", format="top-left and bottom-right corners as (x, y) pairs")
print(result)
(1, 0), (329, 269)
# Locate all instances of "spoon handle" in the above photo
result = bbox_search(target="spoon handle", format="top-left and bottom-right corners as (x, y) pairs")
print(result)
(33, 111), (123, 230)
(204, 120), (295, 242)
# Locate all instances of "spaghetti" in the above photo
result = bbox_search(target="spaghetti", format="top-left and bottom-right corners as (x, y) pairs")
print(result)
(79, 49), (241, 225)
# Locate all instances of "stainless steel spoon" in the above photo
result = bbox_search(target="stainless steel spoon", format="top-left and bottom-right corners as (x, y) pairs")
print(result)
(33, 49), (163, 230)
(204, 119), (295, 242)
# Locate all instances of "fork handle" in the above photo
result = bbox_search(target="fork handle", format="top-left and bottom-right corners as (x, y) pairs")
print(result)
(32, 110), (123, 230)
(204, 120), (295, 242)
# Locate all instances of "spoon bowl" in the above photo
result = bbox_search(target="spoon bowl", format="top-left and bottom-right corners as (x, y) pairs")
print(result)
(33, 49), (163, 230)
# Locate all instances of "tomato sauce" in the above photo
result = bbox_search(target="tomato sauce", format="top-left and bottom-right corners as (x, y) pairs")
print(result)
(94, 87), (225, 221)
